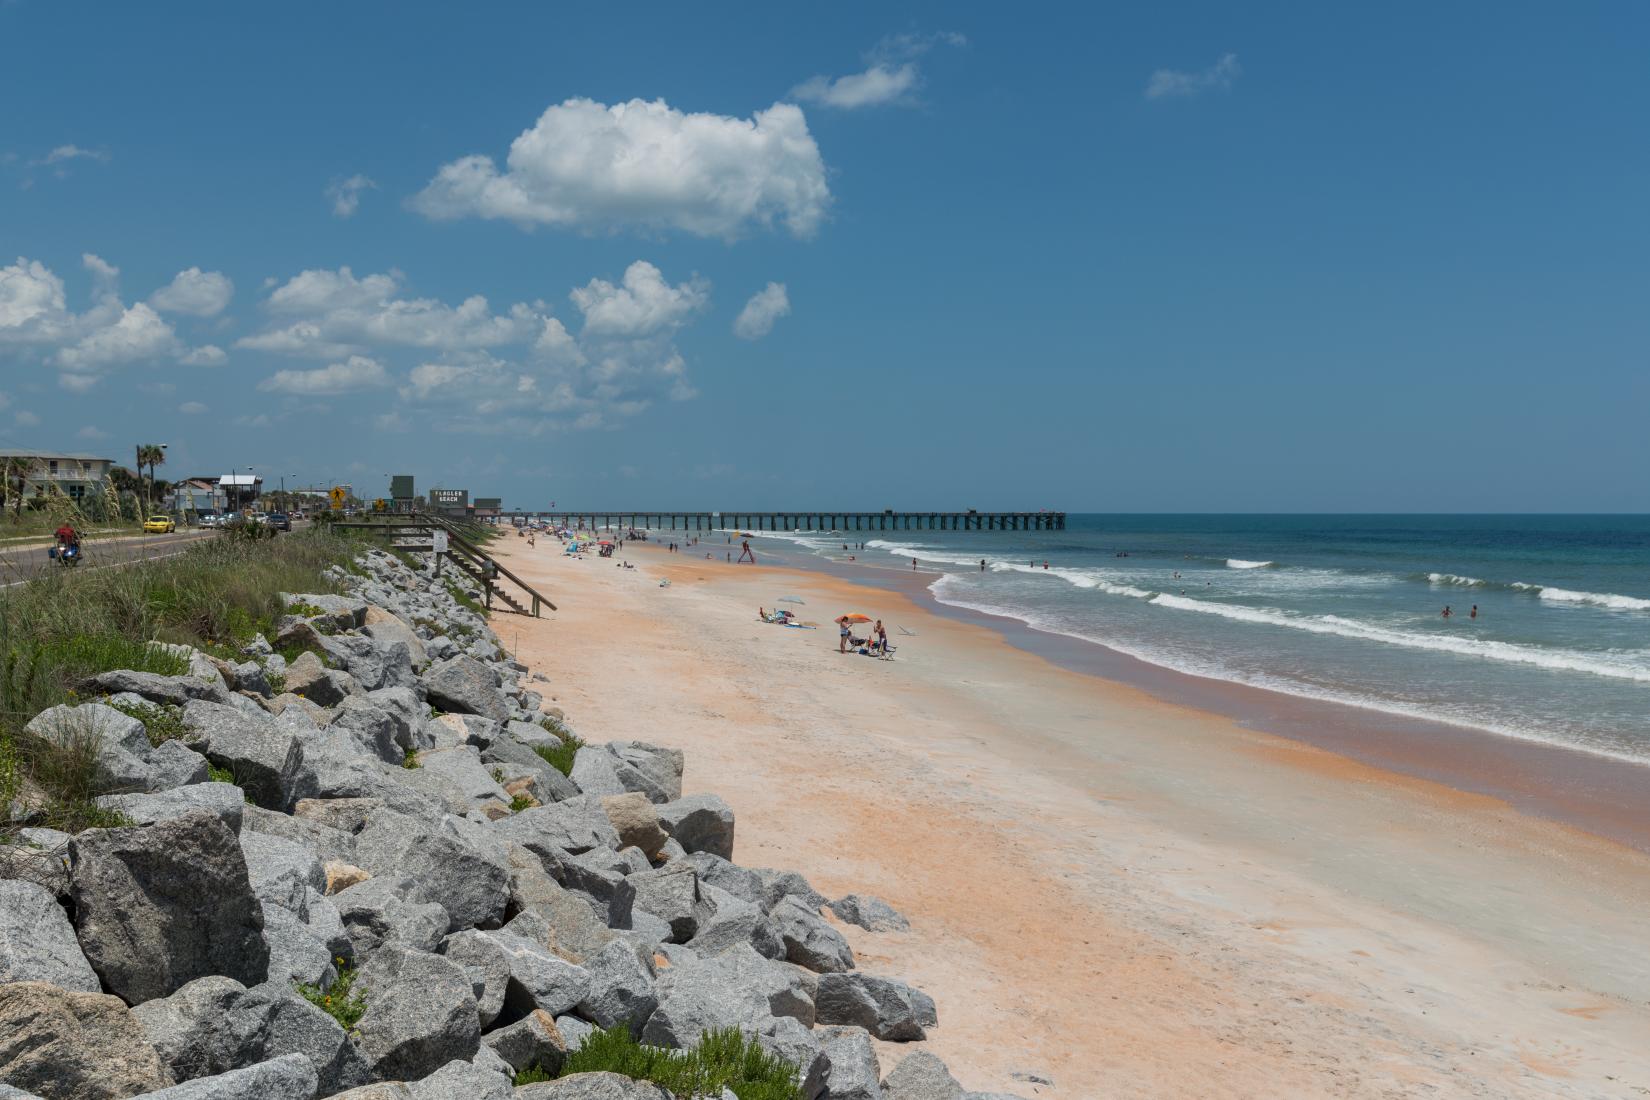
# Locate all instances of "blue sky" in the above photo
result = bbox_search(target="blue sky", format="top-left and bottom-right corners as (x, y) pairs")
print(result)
(2, 3), (1647, 511)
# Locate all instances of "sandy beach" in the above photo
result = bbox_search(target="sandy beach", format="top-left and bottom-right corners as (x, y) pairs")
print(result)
(491, 534), (1650, 1099)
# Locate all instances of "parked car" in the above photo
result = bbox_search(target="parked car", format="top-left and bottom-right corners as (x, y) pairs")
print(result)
(266, 512), (292, 531)
(143, 515), (176, 533)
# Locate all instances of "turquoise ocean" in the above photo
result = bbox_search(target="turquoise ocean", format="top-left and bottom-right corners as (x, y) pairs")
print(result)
(757, 515), (1650, 764)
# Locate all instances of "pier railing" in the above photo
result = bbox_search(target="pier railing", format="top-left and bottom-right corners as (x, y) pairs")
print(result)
(330, 513), (556, 616)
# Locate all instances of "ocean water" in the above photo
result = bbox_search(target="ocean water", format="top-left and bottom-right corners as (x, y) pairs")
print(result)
(755, 515), (1650, 763)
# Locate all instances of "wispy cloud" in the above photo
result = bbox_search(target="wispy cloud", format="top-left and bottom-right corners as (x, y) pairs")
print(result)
(792, 30), (966, 110)
(1145, 53), (1241, 100)
(326, 174), (378, 218)
(733, 282), (790, 340)
(42, 145), (109, 166)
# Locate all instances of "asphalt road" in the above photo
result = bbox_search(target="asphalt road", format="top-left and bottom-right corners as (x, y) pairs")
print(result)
(0, 528), (216, 586)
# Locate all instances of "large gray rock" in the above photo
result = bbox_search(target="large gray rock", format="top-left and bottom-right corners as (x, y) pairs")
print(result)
(0, 981), (174, 1099)
(80, 668), (230, 707)
(568, 746), (625, 799)
(507, 853), (619, 963)
(133, 1053), (316, 1099)
(422, 656), (511, 722)
(330, 697), (406, 765)
(181, 701), (308, 810)
(395, 748), (511, 815)
(485, 929), (591, 1017)
(352, 945), (480, 1081)
(243, 805), (358, 868)
(132, 976), (372, 1096)
(639, 944), (812, 1049)
(284, 651), (361, 708)
(883, 1050), (963, 1100)
(655, 794), (735, 860)
(146, 739), (212, 790)
(24, 703), (155, 793)
(606, 742), (683, 802)
(407, 1058), (511, 1100)
(755, 868), (829, 913)
(331, 877), (449, 957)
(439, 929), (511, 1027)
(615, 862), (700, 942)
(770, 896), (855, 973)
(0, 879), (101, 991)
(95, 782), (246, 832)
(495, 796), (619, 859)
(241, 829), (328, 909)
(480, 1009), (567, 1075)
(352, 822), (510, 931)
(687, 883), (783, 961)
(482, 736), (579, 801)
(830, 894), (910, 933)
(575, 939), (658, 1032)
(284, 592), (368, 631)
(513, 1074), (672, 1100)
(818, 1026), (884, 1100)
(318, 634), (416, 694)
(757, 1014), (829, 1100)
(815, 973), (928, 1042)
(361, 610), (429, 670)
(68, 810), (269, 1004)
(260, 902), (336, 987)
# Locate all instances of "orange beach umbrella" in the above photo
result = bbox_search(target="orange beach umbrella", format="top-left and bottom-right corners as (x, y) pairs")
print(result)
(840, 613), (872, 623)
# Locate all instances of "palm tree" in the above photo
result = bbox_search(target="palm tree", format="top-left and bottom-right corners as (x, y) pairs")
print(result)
(136, 444), (166, 517)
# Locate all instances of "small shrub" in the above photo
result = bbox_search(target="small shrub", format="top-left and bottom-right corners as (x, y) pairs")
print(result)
(557, 1025), (801, 1100)
(265, 668), (287, 695)
(491, 766), (505, 784)
(107, 699), (186, 747)
(286, 601), (327, 618)
(207, 763), (236, 785)
(296, 959), (367, 1032)
(513, 1065), (553, 1086)
(401, 749), (420, 770)
(509, 792), (535, 813)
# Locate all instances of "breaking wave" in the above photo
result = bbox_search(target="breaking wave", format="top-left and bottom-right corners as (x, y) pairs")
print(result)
(1226, 559), (1276, 569)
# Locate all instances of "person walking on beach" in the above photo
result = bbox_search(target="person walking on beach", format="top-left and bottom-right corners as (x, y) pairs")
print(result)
(836, 615), (852, 654)
(737, 539), (755, 564)
(913, 558), (918, 571)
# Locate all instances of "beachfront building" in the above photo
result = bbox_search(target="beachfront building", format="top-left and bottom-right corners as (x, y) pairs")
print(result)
(391, 474), (416, 512)
(218, 472), (262, 511)
(473, 496), (501, 519)
(0, 449), (115, 506)
(429, 487), (469, 517)
(166, 477), (228, 515)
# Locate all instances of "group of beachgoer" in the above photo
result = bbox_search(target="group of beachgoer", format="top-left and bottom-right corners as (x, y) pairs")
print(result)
(836, 615), (891, 656)
(1441, 605), (1480, 620)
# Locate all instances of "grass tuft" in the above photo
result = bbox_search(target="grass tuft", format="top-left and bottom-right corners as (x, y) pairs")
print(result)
(509, 792), (535, 813)
(107, 699), (186, 746)
(555, 1025), (802, 1100)
(296, 958), (367, 1032)
(401, 749), (420, 770)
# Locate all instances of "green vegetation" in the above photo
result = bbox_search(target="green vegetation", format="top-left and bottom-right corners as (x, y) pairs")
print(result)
(509, 792), (535, 813)
(107, 699), (187, 746)
(285, 601), (327, 618)
(533, 739), (579, 777)
(442, 577), (485, 615)
(206, 763), (236, 786)
(0, 529), (362, 837)
(550, 1025), (802, 1100)
(401, 749), (421, 770)
(296, 959), (367, 1032)
(512, 1065), (554, 1086)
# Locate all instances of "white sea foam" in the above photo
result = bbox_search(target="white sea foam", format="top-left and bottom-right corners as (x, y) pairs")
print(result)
(1428, 573), (1486, 587)
(925, 575), (1650, 766)
(1226, 559), (1275, 569)
(1145, 594), (1650, 683)
(1534, 586), (1650, 612)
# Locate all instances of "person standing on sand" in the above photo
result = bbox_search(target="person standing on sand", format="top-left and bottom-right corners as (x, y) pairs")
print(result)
(737, 539), (755, 564)
(837, 615), (851, 653)
(874, 620), (888, 655)
(913, 558), (918, 571)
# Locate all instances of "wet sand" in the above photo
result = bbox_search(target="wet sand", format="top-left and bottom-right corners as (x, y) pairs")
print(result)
(491, 535), (1650, 1099)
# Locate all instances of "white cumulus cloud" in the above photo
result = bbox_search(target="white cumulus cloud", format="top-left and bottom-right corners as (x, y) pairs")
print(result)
(258, 354), (391, 395)
(733, 282), (790, 340)
(327, 174), (378, 218)
(1145, 53), (1241, 100)
(570, 261), (709, 338)
(412, 98), (830, 240)
(238, 266), (542, 358)
(150, 267), (234, 316)
(179, 401), (209, 414)
(180, 345), (226, 366)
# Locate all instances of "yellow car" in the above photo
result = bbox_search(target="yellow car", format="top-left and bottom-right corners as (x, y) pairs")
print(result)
(143, 516), (176, 534)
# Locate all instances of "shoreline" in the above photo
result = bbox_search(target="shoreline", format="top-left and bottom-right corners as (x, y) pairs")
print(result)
(742, 538), (1650, 854)
(493, 534), (1650, 1097)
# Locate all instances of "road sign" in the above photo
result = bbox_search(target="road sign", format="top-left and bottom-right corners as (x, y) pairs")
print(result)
(329, 486), (346, 511)
(432, 531), (449, 554)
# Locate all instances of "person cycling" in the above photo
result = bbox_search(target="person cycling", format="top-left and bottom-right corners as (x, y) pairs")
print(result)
(54, 522), (80, 549)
